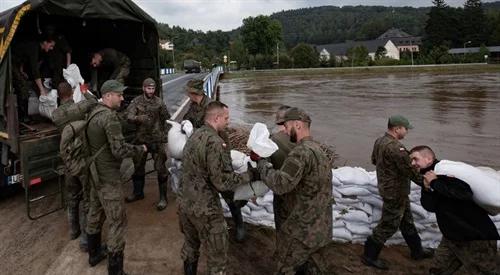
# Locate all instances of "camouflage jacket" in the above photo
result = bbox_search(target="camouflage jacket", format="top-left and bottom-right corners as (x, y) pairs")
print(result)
(125, 94), (170, 144)
(182, 95), (211, 129)
(258, 136), (333, 249)
(270, 131), (296, 169)
(179, 125), (250, 216)
(52, 93), (98, 132)
(371, 133), (422, 199)
(87, 103), (143, 179)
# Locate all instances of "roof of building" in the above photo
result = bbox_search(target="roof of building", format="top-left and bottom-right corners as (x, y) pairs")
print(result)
(449, 46), (500, 54)
(315, 39), (391, 56)
(377, 28), (412, 39)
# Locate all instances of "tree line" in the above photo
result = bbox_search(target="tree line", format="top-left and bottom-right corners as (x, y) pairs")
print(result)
(156, 1), (500, 70)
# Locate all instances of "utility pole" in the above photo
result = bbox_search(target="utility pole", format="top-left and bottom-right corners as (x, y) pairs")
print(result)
(276, 42), (280, 67)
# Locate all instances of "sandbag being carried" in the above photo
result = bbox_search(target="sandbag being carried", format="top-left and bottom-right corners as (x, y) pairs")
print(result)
(246, 123), (278, 157)
(63, 64), (85, 103)
(166, 120), (193, 159)
(434, 160), (500, 215)
(39, 89), (58, 120)
(234, 181), (270, 200)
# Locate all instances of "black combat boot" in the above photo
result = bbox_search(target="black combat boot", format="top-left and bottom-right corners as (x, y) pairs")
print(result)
(156, 175), (168, 211)
(361, 236), (389, 270)
(183, 259), (198, 275)
(68, 205), (81, 240)
(229, 202), (246, 242)
(79, 205), (88, 252)
(125, 175), (145, 203)
(108, 250), (128, 275)
(403, 233), (434, 260)
(87, 232), (107, 266)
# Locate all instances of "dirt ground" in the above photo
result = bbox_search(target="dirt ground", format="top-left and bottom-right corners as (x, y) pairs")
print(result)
(0, 174), (496, 275)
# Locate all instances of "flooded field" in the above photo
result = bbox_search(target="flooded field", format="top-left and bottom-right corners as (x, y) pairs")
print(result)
(220, 70), (500, 170)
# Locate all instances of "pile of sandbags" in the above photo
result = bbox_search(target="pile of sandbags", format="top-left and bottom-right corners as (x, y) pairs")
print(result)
(220, 165), (500, 249)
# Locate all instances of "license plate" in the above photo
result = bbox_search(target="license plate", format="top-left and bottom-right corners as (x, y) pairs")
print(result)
(7, 174), (22, 185)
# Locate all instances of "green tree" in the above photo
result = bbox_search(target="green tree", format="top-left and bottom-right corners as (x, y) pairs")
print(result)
(463, 0), (488, 46)
(424, 0), (461, 49)
(290, 43), (318, 68)
(240, 15), (282, 56)
(428, 45), (452, 64)
(229, 38), (248, 69)
(347, 46), (369, 66)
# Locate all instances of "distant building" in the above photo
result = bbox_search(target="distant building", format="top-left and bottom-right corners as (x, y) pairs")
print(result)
(448, 46), (500, 63)
(377, 28), (421, 53)
(315, 39), (400, 61)
(319, 48), (330, 61)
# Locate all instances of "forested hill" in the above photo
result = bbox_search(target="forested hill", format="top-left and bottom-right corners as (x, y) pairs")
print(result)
(268, 2), (500, 47)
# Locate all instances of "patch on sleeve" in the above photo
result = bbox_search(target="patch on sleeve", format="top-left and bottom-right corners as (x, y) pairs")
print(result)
(281, 158), (302, 178)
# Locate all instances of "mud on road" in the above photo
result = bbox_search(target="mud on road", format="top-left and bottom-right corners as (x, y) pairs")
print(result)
(0, 174), (494, 275)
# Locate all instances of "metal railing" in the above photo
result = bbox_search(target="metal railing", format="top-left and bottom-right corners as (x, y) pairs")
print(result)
(203, 66), (224, 99)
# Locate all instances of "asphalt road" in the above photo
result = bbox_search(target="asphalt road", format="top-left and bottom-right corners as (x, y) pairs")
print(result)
(160, 73), (207, 115)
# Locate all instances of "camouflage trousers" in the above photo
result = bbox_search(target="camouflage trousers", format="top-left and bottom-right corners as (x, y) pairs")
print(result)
(432, 238), (498, 275)
(274, 234), (325, 275)
(133, 143), (168, 178)
(86, 176), (127, 253)
(65, 172), (89, 232)
(273, 194), (292, 234)
(112, 58), (130, 84)
(178, 207), (228, 274)
(371, 196), (418, 245)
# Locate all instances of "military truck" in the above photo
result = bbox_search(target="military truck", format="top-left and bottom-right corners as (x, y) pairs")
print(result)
(183, 59), (201, 73)
(0, 0), (161, 218)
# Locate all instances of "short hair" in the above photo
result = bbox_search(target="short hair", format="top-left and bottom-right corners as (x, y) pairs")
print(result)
(39, 32), (55, 43)
(204, 101), (228, 121)
(410, 145), (436, 160)
(57, 81), (73, 99)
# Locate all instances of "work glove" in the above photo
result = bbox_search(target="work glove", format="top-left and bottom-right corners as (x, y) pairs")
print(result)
(249, 151), (261, 162)
(247, 162), (261, 182)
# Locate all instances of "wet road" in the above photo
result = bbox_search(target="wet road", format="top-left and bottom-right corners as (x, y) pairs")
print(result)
(161, 73), (207, 114)
(220, 71), (500, 170)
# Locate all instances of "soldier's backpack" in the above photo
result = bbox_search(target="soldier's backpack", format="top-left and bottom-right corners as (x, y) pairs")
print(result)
(60, 110), (106, 176)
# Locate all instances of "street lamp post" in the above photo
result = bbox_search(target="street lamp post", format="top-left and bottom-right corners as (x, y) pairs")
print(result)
(463, 40), (472, 61)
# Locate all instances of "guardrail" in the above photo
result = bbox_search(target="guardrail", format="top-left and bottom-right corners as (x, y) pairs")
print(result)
(203, 66), (224, 99)
(160, 68), (175, 75)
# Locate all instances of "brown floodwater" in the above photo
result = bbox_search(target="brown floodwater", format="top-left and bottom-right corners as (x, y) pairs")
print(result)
(220, 71), (500, 170)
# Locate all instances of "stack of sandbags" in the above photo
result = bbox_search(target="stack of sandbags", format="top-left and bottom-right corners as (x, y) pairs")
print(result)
(220, 165), (500, 249)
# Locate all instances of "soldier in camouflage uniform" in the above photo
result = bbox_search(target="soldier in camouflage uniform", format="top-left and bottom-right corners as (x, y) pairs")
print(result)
(251, 107), (333, 275)
(86, 80), (146, 274)
(362, 115), (432, 270)
(269, 105), (296, 233)
(125, 78), (171, 211)
(179, 101), (251, 275)
(183, 79), (247, 241)
(52, 82), (97, 250)
(410, 146), (499, 275)
(90, 48), (130, 94)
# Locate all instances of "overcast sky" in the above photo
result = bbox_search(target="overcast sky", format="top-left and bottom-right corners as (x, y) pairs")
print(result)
(1, 0), (498, 31)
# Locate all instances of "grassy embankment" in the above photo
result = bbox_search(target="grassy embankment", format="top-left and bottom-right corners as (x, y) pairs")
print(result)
(225, 63), (500, 79)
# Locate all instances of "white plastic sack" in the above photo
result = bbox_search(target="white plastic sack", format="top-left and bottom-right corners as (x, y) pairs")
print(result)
(181, 120), (194, 138)
(332, 167), (372, 186)
(234, 181), (270, 200)
(28, 90), (39, 116)
(435, 160), (500, 214)
(246, 123), (278, 157)
(63, 64), (85, 103)
(230, 150), (252, 173)
(39, 89), (58, 120)
(167, 120), (188, 159)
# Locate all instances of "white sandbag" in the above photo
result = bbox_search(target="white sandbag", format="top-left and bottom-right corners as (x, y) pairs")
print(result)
(340, 209), (370, 223)
(63, 64), (85, 103)
(333, 220), (346, 228)
(358, 195), (384, 209)
(332, 227), (352, 241)
(435, 160), (500, 214)
(246, 123), (278, 157)
(332, 167), (372, 186)
(230, 150), (252, 173)
(166, 120), (188, 159)
(246, 201), (263, 211)
(28, 90), (39, 115)
(476, 166), (500, 182)
(256, 193), (273, 205)
(410, 203), (429, 220)
(332, 188), (342, 199)
(234, 181), (270, 200)
(338, 186), (372, 197)
(240, 205), (252, 216)
(352, 202), (373, 216)
(39, 89), (58, 120)
(331, 172), (343, 187)
(264, 204), (274, 214)
(181, 120), (194, 138)
(346, 222), (372, 235)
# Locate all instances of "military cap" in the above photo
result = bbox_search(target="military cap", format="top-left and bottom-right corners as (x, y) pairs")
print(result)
(388, 115), (413, 129)
(275, 105), (291, 125)
(283, 107), (311, 124)
(143, 78), (156, 87)
(186, 79), (205, 95)
(101, 80), (127, 95)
